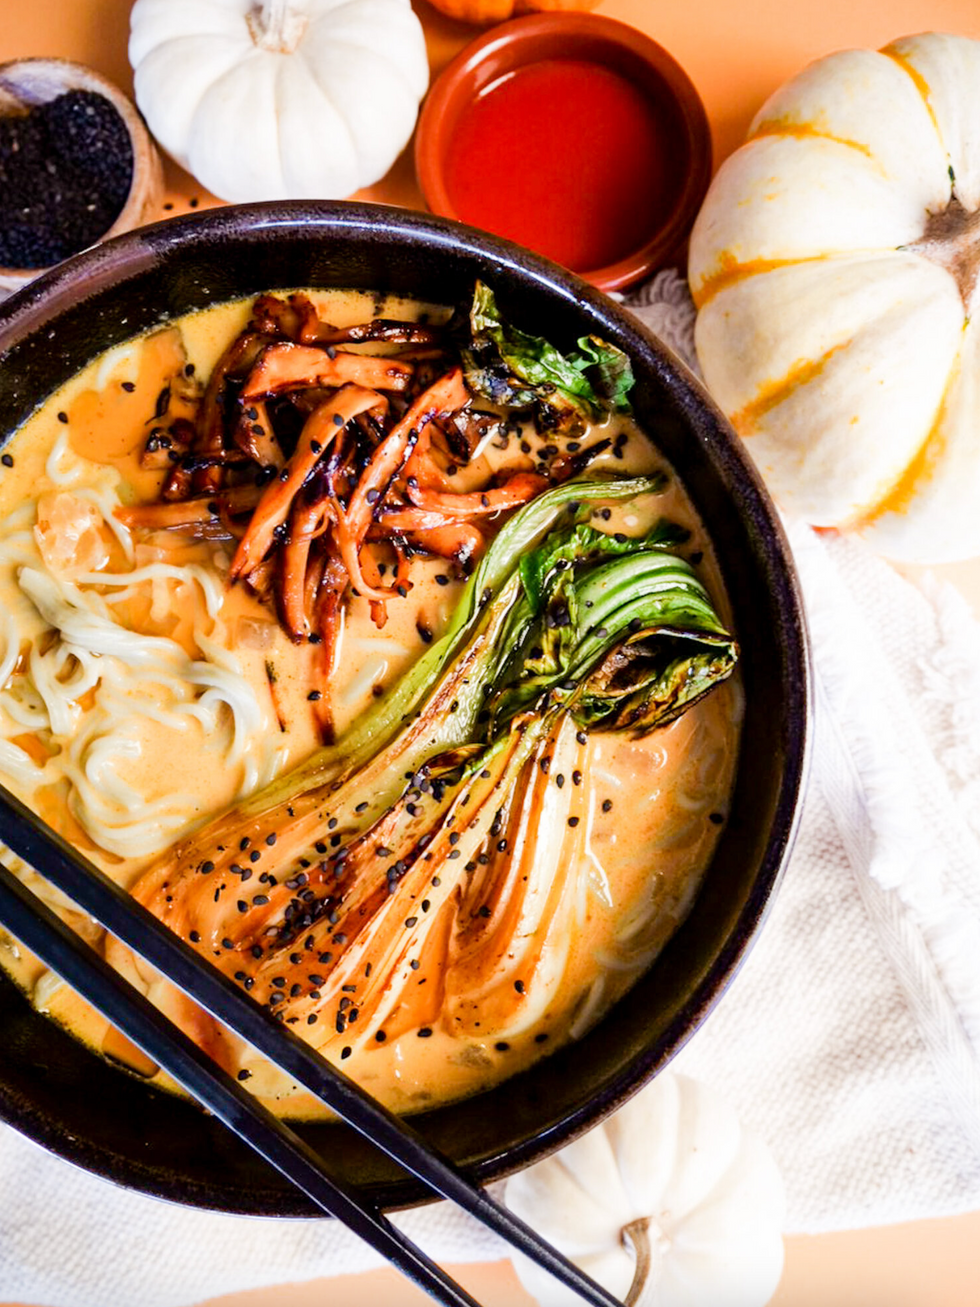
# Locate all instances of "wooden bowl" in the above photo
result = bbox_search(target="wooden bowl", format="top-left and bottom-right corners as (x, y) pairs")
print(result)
(0, 58), (162, 298)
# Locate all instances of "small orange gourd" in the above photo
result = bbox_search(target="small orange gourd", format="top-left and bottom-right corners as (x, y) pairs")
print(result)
(424, 0), (599, 25)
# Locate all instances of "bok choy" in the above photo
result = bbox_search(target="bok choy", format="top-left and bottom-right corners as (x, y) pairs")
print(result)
(459, 282), (635, 426)
(128, 474), (737, 1057)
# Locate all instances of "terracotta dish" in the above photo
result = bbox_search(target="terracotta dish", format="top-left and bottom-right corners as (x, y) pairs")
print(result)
(415, 14), (712, 292)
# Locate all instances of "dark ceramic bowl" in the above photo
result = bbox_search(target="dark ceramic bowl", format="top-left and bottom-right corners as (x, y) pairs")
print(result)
(0, 201), (809, 1215)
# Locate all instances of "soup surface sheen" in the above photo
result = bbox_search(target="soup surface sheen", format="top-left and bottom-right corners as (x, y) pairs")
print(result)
(0, 290), (740, 1117)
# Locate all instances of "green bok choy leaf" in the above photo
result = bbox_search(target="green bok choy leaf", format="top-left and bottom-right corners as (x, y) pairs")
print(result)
(459, 282), (635, 426)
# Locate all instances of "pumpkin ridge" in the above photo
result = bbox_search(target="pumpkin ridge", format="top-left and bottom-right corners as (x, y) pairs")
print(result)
(691, 254), (838, 311)
(729, 341), (851, 437)
(881, 44), (943, 143)
(749, 120), (875, 163)
(845, 353), (959, 531)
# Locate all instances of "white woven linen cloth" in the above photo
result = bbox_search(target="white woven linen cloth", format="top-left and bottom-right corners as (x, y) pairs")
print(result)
(3, 271), (980, 1306)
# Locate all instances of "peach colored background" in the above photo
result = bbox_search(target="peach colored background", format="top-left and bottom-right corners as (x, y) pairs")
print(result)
(3, 1), (980, 1304)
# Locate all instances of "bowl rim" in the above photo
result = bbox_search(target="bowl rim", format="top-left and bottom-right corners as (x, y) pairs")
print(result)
(414, 12), (713, 293)
(0, 199), (811, 1214)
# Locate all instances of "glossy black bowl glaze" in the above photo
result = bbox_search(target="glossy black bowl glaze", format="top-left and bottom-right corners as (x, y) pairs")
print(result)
(0, 202), (809, 1214)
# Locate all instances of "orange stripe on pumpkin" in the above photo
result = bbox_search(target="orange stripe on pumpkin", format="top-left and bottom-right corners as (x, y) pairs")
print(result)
(729, 341), (850, 437)
(749, 118), (875, 160)
(692, 253), (830, 310)
(881, 44), (942, 141)
(844, 365), (955, 530)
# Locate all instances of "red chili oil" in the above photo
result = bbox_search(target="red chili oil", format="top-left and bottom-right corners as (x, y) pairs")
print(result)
(443, 59), (675, 274)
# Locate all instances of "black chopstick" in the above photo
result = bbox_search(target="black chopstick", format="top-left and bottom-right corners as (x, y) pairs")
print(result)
(0, 781), (625, 1307)
(0, 860), (483, 1307)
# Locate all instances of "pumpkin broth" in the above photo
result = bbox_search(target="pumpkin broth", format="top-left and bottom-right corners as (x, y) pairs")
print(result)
(0, 289), (740, 1118)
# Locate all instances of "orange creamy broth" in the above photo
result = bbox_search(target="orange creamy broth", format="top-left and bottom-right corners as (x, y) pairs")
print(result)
(0, 290), (741, 1117)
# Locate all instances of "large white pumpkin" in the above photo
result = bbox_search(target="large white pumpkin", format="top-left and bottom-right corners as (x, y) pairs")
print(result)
(688, 32), (980, 564)
(129, 0), (429, 203)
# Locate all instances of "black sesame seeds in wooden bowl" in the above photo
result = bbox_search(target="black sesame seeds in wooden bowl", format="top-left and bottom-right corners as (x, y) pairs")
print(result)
(0, 58), (163, 297)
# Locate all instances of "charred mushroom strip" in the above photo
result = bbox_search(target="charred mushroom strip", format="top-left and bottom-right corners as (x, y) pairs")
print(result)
(403, 470), (549, 518)
(228, 384), (386, 584)
(335, 368), (471, 603)
(241, 342), (414, 400)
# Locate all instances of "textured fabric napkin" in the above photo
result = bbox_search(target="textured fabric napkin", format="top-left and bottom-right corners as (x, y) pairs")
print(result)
(3, 272), (980, 1306)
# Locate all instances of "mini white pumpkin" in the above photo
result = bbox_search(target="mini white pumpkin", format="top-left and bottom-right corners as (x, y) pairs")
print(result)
(504, 1072), (784, 1307)
(688, 32), (980, 564)
(129, 0), (429, 203)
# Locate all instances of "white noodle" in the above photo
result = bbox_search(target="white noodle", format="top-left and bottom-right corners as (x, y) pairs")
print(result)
(0, 739), (45, 789)
(0, 608), (20, 688)
(44, 427), (84, 487)
(0, 441), (283, 861)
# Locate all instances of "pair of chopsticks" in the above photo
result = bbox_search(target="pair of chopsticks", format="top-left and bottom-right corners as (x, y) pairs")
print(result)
(0, 781), (625, 1307)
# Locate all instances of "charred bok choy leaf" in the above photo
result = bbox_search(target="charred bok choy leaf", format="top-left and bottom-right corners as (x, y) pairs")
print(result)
(128, 475), (737, 1053)
(459, 281), (634, 426)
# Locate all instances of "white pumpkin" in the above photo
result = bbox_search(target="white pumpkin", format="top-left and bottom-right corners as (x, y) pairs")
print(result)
(504, 1072), (784, 1307)
(129, 0), (429, 203)
(688, 32), (980, 564)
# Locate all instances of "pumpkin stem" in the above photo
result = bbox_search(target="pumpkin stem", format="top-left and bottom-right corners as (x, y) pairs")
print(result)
(621, 1215), (664, 1307)
(247, 0), (309, 54)
(908, 198), (980, 318)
